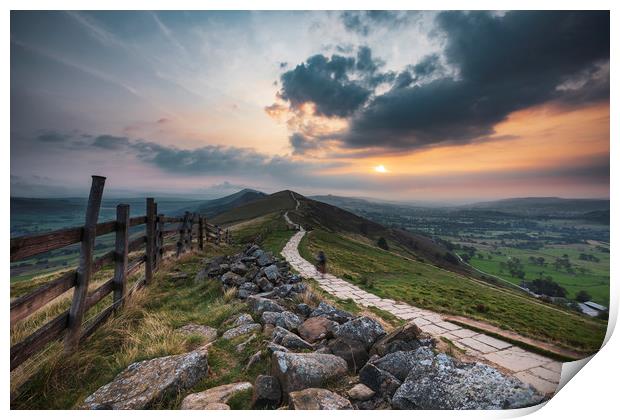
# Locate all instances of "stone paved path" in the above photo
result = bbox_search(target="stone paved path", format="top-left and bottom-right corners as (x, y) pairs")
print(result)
(281, 222), (562, 395)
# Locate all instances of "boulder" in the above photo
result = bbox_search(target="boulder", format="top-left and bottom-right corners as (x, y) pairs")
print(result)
(226, 313), (254, 327)
(373, 347), (434, 381)
(263, 264), (280, 281)
(222, 323), (261, 340)
(256, 277), (273, 293)
(271, 326), (313, 350)
(221, 271), (244, 287)
(231, 262), (248, 275)
(333, 317), (386, 350)
(261, 311), (302, 331)
(391, 353), (544, 409)
(81, 347), (209, 409)
(252, 375), (281, 409)
(248, 296), (285, 315)
(288, 388), (353, 410)
(272, 284), (294, 297)
(328, 338), (369, 372)
(203, 403), (230, 410)
(176, 324), (218, 343)
(238, 282), (260, 299)
(257, 252), (275, 267)
(298, 316), (338, 343)
(266, 342), (290, 354)
(347, 384), (375, 401)
(370, 322), (425, 357)
(181, 382), (253, 409)
(359, 363), (401, 398)
(296, 303), (313, 317)
(309, 302), (353, 324)
(271, 351), (348, 394)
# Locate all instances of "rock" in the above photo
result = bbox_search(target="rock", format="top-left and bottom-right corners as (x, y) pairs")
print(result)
(271, 351), (348, 394)
(296, 303), (313, 317)
(347, 384), (375, 401)
(370, 322), (425, 357)
(263, 264), (280, 281)
(222, 323), (261, 340)
(263, 323), (275, 337)
(176, 324), (218, 343)
(391, 353), (544, 409)
(374, 347), (434, 381)
(248, 296), (285, 315)
(266, 342), (290, 354)
(257, 277), (274, 293)
(206, 257), (226, 277)
(252, 375), (281, 409)
(238, 282), (260, 297)
(298, 316), (338, 343)
(203, 403), (230, 410)
(82, 347), (209, 409)
(328, 337), (369, 372)
(181, 382), (253, 409)
(288, 388), (353, 410)
(226, 313), (254, 327)
(231, 262), (248, 275)
(246, 244), (260, 256)
(271, 326), (313, 350)
(359, 363), (402, 398)
(333, 317), (386, 350)
(235, 334), (257, 352)
(257, 252), (275, 267)
(272, 284), (294, 297)
(237, 289), (251, 299)
(221, 271), (244, 287)
(309, 302), (353, 324)
(245, 351), (263, 371)
(261, 311), (302, 331)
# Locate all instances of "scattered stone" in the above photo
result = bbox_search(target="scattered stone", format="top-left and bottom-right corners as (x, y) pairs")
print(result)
(309, 302), (353, 324)
(328, 337), (369, 372)
(373, 348), (434, 381)
(248, 296), (285, 315)
(230, 313), (254, 327)
(231, 262), (249, 275)
(271, 351), (348, 394)
(221, 271), (244, 287)
(252, 375), (281, 409)
(359, 362), (402, 399)
(266, 342), (290, 354)
(298, 316), (338, 343)
(261, 311), (302, 331)
(257, 252), (275, 267)
(263, 323), (275, 337)
(176, 324), (218, 343)
(238, 282), (260, 299)
(391, 353), (544, 409)
(245, 351), (263, 371)
(271, 326), (313, 350)
(181, 382), (253, 409)
(296, 303), (313, 317)
(347, 384), (375, 401)
(370, 322), (425, 357)
(264, 264), (280, 281)
(82, 347), (209, 409)
(334, 317), (386, 350)
(257, 277), (274, 292)
(288, 388), (353, 410)
(222, 323), (262, 340)
(235, 334), (257, 352)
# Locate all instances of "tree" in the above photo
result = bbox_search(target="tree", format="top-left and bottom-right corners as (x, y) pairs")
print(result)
(576, 290), (591, 303)
(377, 237), (389, 250)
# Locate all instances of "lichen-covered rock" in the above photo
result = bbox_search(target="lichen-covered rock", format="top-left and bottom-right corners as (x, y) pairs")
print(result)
(181, 382), (253, 409)
(359, 362), (402, 398)
(298, 316), (338, 343)
(370, 322), (426, 357)
(257, 252), (275, 267)
(225, 313), (254, 327)
(248, 296), (285, 315)
(221, 271), (244, 287)
(296, 303), (313, 317)
(271, 326), (313, 350)
(391, 353), (544, 409)
(347, 384), (375, 401)
(373, 347), (434, 381)
(222, 323), (262, 340)
(231, 262), (249, 275)
(257, 277), (274, 293)
(261, 311), (302, 331)
(263, 264), (280, 281)
(333, 317), (386, 350)
(309, 302), (353, 324)
(252, 375), (281, 409)
(288, 388), (353, 410)
(81, 347), (209, 409)
(271, 351), (348, 394)
(328, 337), (369, 372)
(176, 324), (218, 344)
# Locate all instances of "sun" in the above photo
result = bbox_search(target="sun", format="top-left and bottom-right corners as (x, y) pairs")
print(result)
(374, 165), (388, 173)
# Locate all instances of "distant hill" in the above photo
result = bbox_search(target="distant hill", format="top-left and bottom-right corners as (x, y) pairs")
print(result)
(214, 190), (463, 273)
(184, 189), (267, 218)
(464, 197), (610, 218)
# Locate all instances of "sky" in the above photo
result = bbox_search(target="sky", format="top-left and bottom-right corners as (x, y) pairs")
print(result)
(10, 11), (610, 202)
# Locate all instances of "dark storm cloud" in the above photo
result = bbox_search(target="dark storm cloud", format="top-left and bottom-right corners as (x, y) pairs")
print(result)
(277, 47), (392, 118)
(36, 131), (71, 143)
(340, 11), (412, 36)
(289, 133), (319, 155)
(92, 135), (130, 149)
(343, 11), (609, 150)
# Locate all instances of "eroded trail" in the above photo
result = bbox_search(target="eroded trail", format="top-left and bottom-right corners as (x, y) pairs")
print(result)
(280, 216), (563, 395)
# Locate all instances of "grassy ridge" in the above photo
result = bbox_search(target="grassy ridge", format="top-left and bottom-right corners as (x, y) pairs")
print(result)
(299, 229), (607, 354)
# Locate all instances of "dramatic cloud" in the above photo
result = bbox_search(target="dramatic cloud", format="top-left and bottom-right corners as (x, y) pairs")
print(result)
(340, 11), (413, 36)
(343, 11), (609, 150)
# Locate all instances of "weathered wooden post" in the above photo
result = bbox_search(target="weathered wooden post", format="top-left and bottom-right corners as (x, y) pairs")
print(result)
(198, 216), (204, 250)
(64, 175), (106, 353)
(113, 204), (129, 308)
(145, 198), (156, 284)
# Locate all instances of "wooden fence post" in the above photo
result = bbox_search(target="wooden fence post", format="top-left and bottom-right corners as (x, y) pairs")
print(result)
(63, 175), (106, 353)
(113, 204), (129, 308)
(145, 198), (155, 284)
(198, 217), (204, 250)
(153, 202), (158, 270)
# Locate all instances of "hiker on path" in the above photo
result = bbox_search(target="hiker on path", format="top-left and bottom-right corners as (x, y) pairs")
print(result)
(316, 250), (327, 277)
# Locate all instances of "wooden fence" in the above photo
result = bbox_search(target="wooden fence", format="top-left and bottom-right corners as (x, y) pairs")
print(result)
(10, 175), (231, 371)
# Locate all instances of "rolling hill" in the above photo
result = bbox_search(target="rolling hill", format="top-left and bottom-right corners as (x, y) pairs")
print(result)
(182, 189), (267, 217)
(464, 197), (610, 217)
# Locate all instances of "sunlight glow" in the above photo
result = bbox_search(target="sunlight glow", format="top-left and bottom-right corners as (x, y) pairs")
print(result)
(374, 165), (388, 173)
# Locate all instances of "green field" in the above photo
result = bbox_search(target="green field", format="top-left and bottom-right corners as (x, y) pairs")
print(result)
(299, 229), (607, 354)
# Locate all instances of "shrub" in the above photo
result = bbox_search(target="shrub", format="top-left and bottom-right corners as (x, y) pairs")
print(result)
(377, 237), (389, 250)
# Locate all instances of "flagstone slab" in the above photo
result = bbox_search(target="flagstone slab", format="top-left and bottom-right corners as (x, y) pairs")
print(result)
(482, 349), (547, 372)
(471, 334), (512, 350)
(450, 329), (478, 339)
(515, 371), (558, 395)
(436, 321), (461, 331)
(458, 337), (498, 354)
(529, 366), (561, 383)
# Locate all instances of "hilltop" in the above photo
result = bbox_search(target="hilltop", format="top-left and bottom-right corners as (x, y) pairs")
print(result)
(183, 189), (267, 217)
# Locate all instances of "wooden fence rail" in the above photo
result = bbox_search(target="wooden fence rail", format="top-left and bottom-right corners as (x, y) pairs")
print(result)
(9, 175), (232, 371)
